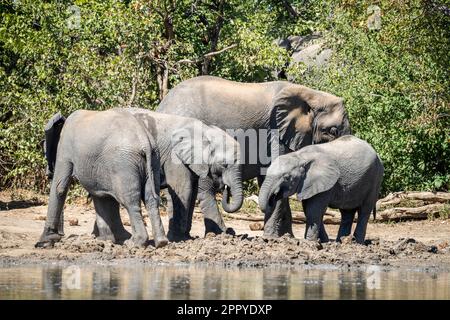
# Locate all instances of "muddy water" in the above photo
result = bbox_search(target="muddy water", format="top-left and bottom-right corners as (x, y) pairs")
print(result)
(0, 264), (449, 299)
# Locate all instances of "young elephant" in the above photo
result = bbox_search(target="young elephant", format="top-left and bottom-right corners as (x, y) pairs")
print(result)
(36, 109), (168, 248)
(126, 108), (242, 241)
(38, 108), (242, 246)
(258, 135), (383, 244)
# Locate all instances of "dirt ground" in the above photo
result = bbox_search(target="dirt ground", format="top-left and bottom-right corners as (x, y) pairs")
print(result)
(1, 190), (449, 270)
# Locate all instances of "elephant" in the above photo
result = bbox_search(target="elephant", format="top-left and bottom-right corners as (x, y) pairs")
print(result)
(37, 107), (242, 246)
(36, 108), (168, 248)
(157, 75), (351, 237)
(258, 135), (384, 244)
(127, 108), (242, 240)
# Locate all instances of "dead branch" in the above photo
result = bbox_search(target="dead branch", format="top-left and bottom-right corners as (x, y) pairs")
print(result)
(177, 44), (237, 65)
(377, 191), (450, 209)
(376, 203), (447, 222)
(203, 44), (237, 58)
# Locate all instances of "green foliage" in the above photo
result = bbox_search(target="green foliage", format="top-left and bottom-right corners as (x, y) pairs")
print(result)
(0, 0), (448, 194)
(288, 0), (450, 193)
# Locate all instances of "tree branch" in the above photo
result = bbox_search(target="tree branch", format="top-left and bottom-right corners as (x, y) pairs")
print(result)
(177, 44), (237, 65)
(203, 43), (237, 58)
(279, 0), (299, 19)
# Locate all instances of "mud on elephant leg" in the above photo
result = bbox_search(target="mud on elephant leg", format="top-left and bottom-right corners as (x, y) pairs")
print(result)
(185, 178), (198, 239)
(302, 193), (331, 242)
(263, 197), (294, 238)
(198, 176), (233, 235)
(336, 209), (356, 242)
(164, 163), (194, 241)
(91, 196), (131, 244)
(166, 185), (192, 241)
(319, 223), (329, 243)
(353, 203), (373, 244)
(35, 161), (72, 248)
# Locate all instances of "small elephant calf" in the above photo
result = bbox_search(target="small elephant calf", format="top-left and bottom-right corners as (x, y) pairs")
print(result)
(259, 135), (383, 244)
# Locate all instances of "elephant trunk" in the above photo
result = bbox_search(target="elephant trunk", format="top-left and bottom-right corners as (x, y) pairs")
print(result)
(221, 165), (243, 213)
(258, 175), (277, 214)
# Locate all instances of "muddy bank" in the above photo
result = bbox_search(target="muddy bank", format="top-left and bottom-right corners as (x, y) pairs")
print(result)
(1, 190), (450, 270)
(1, 232), (449, 271)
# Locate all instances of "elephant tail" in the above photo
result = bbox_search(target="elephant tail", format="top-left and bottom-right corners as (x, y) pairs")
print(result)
(140, 126), (161, 209)
(372, 206), (376, 220)
(44, 112), (66, 179)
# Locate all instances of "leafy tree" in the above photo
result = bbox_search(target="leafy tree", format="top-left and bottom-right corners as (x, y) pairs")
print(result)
(0, 0), (448, 194)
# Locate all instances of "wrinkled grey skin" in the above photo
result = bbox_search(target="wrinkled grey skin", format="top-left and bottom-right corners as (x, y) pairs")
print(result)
(127, 108), (242, 241)
(36, 109), (168, 248)
(157, 76), (351, 237)
(259, 136), (384, 244)
(37, 108), (242, 245)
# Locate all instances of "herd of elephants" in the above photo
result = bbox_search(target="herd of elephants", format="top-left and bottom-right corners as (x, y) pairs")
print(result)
(35, 76), (384, 250)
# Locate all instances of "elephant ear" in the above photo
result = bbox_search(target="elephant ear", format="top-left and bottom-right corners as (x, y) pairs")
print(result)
(270, 85), (315, 151)
(171, 127), (211, 178)
(44, 112), (66, 178)
(297, 156), (340, 201)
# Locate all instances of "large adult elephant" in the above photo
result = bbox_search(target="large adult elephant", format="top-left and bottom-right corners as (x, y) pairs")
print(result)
(157, 76), (351, 237)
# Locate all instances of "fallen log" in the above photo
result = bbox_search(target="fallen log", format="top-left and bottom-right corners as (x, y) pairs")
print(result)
(222, 203), (448, 224)
(377, 191), (450, 208)
(375, 203), (447, 222)
(223, 209), (341, 225)
(219, 191), (449, 225)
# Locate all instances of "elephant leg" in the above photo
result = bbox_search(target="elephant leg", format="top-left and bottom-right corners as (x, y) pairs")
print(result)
(164, 163), (194, 241)
(258, 176), (294, 238)
(353, 203), (373, 244)
(302, 192), (330, 242)
(91, 196), (131, 243)
(336, 209), (356, 242)
(319, 223), (329, 243)
(122, 200), (149, 247)
(185, 177), (198, 238)
(36, 160), (73, 247)
(263, 197), (294, 238)
(198, 176), (228, 235)
(115, 175), (151, 247)
(163, 188), (174, 226)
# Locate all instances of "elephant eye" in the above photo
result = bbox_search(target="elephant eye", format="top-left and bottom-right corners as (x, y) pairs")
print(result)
(329, 127), (338, 136)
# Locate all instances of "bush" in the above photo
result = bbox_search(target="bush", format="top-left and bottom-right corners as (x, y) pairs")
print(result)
(288, 0), (449, 193)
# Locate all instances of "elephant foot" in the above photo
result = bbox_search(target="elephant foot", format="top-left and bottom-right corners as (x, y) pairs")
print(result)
(262, 232), (294, 240)
(204, 218), (227, 235)
(115, 229), (132, 243)
(35, 228), (63, 248)
(127, 235), (149, 248)
(167, 231), (191, 242)
(263, 226), (294, 238)
(154, 236), (168, 249)
(92, 223), (131, 244)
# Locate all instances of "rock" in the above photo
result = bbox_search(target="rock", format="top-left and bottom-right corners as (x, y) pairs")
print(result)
(205, 232), (216, 238)
(249, 222), (263, 231)
(274, 32), (332, 81)
(69, 218), (79, 226)
(123, 220), (131, 226)
(428, 246), (438, 254)
(33, 215), (46, 221)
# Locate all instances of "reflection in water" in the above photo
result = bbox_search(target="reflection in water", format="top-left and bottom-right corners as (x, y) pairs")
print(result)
(0, 264), (449, 299)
